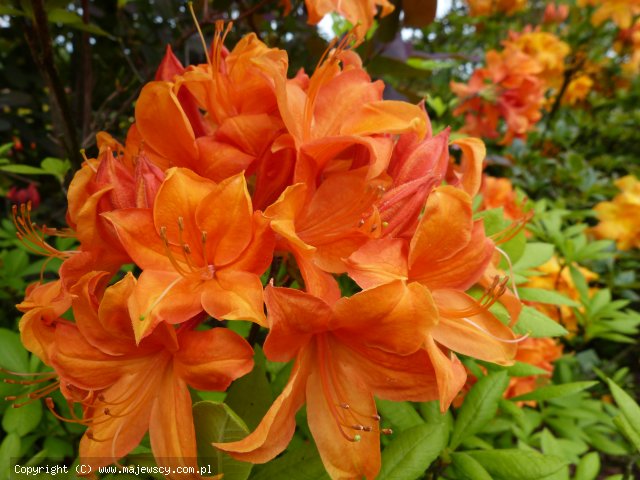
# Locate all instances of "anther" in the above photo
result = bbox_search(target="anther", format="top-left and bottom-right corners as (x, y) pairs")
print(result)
(178, 216), (185, 231)
(371, 414), (381, 421)
(340, 403), (350, 409)
(353, 435), (362, 442)
(381, 428), (393, 435)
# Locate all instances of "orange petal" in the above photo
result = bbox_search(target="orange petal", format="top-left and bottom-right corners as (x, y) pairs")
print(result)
(433, 289), (517, 365)
(345, 237), (409, 290)
(263, 286), (332, 362)
(200, 270), (266, 326)
(333, 281), (438, 355)
(135, 82), (198, 166)
(451, 137), (485, 197)
(409, 185), (473, 271)
(214, 350), (310, 463)
(196, 173), (253, 266)
(341, 100), (428, 139)
(424, 336), (467, 411)
(306, 357), (380, 480)
(175, 328), (254, 391)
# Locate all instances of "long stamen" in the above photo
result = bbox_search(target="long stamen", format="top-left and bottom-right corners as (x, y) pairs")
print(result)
(12, 203), (70, 260)
(45, 398), (92, 426)
(176, 217), (196, 272)
(188, 1), (211, 65)
(159, 226), (190, 277)
(495, 246), (520, 301)
(139, 275), (182, 322)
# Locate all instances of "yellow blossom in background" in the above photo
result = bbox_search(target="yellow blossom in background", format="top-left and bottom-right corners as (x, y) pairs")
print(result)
(526, 256), (598, 332)
(582, 0), (640, 29)
(616, 20), (640, 75)
(504, 30), (571, 89)
(467, 0), (527, 16)
(563, 74), (594, 105)
(592, 175), (640, 250)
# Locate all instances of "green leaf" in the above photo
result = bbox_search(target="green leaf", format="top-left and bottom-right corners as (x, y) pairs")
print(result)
(0, 329), (29, 373)
(613, 414), (640, 453)
(450, 371), (509, 449)
(502, 361), (549, 377)
(574, 452), (600, 480)
(225, 346), (273, 431)
(0, 7), (24, 16)
(451, 452), (493, 480)
(513, 306), (569, 338)
(512, 243), (554, 271)
(376, 400), (423, 431)
(378, 423), (447, 480)
(607, 379), (640, 452)
(250, 443), (329, 480)
(40, 157), (70, 179)
(518, 288), (579, 307)
(0, 434), (21, 480)
(0, 164), (47, 175)
(510, 381), (598, 402)
(192, 401), (252, 480)
(418, 400), (453, 432)
(463, 449), (567, 479)
(2, 399), (42, 436)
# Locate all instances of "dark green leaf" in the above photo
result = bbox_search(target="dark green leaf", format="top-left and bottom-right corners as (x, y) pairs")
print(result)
(192, 401), (252, 480)
(450, 371), (509, 449)
(378, 423), (447, 480)
(513, 306), (569, 338)
(250, 443), (329, 480)
(463, 449), (567, 479)
(511, 381), (598, 402)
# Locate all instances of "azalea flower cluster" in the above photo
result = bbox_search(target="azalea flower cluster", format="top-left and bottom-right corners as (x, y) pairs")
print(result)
(12, 25), (527, 479)
(451, 28), (570, 144)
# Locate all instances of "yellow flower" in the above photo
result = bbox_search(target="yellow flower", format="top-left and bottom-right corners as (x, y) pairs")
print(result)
(592, 175), (640, 250)
(563, 75), (594, 105)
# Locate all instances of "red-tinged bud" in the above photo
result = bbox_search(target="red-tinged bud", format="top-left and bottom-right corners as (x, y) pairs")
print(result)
(134, 152), (164, 209)
(155, 44), (185, 81)
(7, 183), (41, 209)
(95, 149), (136, 210)
(543, 3), (569, 24)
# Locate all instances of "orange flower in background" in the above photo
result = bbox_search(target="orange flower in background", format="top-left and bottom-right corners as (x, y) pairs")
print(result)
(467, 0), (527, 16)
(616, 20), (640, 75)
(50, 272), (253, 474)
(580, 0), (640, 29)
(504, 29), (570, 89)
(505, 337), (563, 402)
(525, 256), (598, 332)
(480, 175), (528, 221)
(543, 3), (569, 23)
(563, 74), (594, 104)
(106, 168), (275, 341)
(592, 175), (640, 250)
(451, 45), (545, 144)
(215, 281), (438, 479)
(281, 0), (394, 39)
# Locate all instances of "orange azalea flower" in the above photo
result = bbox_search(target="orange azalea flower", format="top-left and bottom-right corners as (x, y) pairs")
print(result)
(525, 256), (598, 332)
(504, 29), (570, 89)
(265, 42), (427, 185)
(543, 3), (569, 23)
(592, 175), (640, 250)
(106, 168), (274, 341)
(466, 0), (527, 16)
(505, 337), (563, 402)
(480, 175), (527, 221)
(50, 271), (253, 473)
(16, 280), (71, 365)
(281, 0), (394, 39)
(135, 24), (294, 209)
(451, 46), (545, 144)
(563, 74), (594, 105)
(347, 186), (518, 408)
(215, 281), (438, 479)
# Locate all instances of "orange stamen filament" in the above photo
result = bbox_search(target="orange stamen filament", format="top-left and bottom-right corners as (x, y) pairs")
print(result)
(159, 226), (190, 277)
(176, 217), (197, 272)
(438, 276), (508, 319)
(495, 246), (520, 301)
(12, 203), (70, 260)
(317, 336), (388, 442)
(45, 398), (92, 426)
(461, 317), (530, 343)
(188, 1), (211, 65)
(139, 275), (182, 322)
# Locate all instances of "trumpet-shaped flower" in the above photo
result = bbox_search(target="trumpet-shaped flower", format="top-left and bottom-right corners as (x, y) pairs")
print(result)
(49, 271), (254, 473)
(106, 168), (274, 341)
(215, 281), (439, 479)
